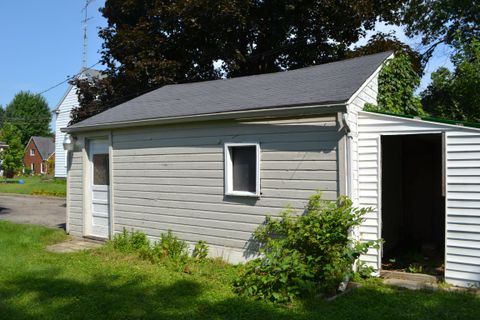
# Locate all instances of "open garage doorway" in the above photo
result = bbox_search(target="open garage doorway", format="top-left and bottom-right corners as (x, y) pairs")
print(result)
(381, 134), (445, 276)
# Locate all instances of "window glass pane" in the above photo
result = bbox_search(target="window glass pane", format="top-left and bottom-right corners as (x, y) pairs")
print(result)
(93, 154), (109, 185)
(231, 146), (256, 193)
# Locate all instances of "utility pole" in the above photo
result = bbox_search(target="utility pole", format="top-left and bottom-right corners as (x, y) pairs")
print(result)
(81, 0), (94, 70)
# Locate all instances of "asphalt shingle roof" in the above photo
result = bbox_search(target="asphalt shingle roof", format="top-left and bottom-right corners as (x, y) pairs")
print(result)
(68, 51), (392, 130)
(32, 136), (55, 160)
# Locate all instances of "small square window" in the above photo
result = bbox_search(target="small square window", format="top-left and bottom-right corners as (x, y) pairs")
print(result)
(30, 149), (35, 156)
(224, 143), (260, 197)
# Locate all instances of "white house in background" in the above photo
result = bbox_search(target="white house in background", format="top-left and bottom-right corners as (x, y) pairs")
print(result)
(0, 141), (8, 176)
(54, 68), (101, 178)
(61, 52), (480, 288)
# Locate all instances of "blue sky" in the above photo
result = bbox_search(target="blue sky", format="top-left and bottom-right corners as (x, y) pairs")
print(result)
(0, 1), (106, 112)
(0, 1), (453, 130)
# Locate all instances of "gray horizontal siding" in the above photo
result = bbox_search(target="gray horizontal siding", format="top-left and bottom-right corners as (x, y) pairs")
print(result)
(111, 116), (339, 252)
(67, 148), (83, 237)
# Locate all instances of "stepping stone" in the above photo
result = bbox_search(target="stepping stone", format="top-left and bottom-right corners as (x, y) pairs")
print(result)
(47, 239), (103, 253)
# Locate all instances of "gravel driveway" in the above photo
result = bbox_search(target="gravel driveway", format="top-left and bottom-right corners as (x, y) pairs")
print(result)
(0, 194), (66, 229)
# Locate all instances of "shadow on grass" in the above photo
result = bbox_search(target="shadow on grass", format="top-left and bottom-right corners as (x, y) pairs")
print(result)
(0, 268), (296, 320)
(0, 269), (479, 320)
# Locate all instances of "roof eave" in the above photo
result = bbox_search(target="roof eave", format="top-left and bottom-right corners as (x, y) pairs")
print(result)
(361, 111), (480, 132)
(62, 102), (347, 133)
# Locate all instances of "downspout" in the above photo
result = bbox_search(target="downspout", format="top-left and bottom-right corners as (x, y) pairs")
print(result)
(341, 113), (352, 199)
(339, 112), (355, 293)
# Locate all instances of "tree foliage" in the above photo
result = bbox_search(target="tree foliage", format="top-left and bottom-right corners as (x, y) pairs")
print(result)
(0, 123), (24, 177)
(5, 91), (52, 146)
(71, 0), (406, 124)
(365, 52), (425, 116)
(0, 107), (5, 128)
(421, 39), (480, 122)
(401, 0), (480, 60)
(349, 33), (423, 74)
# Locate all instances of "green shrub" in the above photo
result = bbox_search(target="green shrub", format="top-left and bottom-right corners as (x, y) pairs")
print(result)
(158, 230), (188, 259)
(234, 193), (380, 303)
(192, 240), (209, 262)
(234, 243), (315, 303)
(112, 228), (150, 252)
(112, 229), (212, 272)
(352, 261), (376, 282)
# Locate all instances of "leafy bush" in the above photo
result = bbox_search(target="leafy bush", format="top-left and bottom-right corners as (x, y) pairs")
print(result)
(352, 261), (376, 282)
(158, 230), (189, 259)
(234, 244), (315, 303)
(192, 240), (209, 262)
(112, 228), (193, 264)
(112, 228), (150, 252)
(234, 193), (379, 303)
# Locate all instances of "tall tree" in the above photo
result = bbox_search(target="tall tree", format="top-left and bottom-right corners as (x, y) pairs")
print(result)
(71, 0), (406, 124)
(0, 123), (24, 178)
(401, 0), (480, 60)
(421, 39), (480, 122)
(5, 91), (51, 146)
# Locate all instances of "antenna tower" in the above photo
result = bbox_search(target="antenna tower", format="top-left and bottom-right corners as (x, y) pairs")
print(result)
(81, 0), (94, 70)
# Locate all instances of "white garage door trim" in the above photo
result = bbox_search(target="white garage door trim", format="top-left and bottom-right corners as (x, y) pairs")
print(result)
(86, 138), (111, 239)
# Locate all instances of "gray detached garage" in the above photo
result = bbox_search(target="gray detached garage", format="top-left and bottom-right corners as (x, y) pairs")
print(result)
(62, 51), (480, 288)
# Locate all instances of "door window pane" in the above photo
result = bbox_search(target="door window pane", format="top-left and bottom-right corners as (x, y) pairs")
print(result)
(231, 146), (256, 193)
(93, 154), (109, 185)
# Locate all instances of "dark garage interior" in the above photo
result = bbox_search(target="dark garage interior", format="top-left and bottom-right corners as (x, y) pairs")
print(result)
(381, 134), (445, 275)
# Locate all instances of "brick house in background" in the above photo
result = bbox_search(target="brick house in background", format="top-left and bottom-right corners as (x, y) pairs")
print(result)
(24, 136), (55, 175)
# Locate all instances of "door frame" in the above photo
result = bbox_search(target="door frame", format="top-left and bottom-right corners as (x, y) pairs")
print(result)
(378, 131), (447, 272)
(82, 133), (114, 239)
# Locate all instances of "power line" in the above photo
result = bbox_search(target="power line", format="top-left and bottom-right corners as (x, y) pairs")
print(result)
(36, 61), (101, 96)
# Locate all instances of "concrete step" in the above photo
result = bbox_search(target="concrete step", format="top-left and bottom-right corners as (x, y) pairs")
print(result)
(381, 270), (439, 283)
(383, 278), (438, 290)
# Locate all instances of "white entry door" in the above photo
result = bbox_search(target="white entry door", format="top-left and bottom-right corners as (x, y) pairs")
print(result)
(88, 139), (110, 238)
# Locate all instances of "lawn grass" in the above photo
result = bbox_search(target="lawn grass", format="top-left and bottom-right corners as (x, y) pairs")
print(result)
(0, 221), (479, 319)
(0, 176), (66, 197)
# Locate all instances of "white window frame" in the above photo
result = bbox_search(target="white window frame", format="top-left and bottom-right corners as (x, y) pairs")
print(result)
(30, 149), (35, 156)
(224, 142), (261, 197)
(40, 162), (45, 174)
